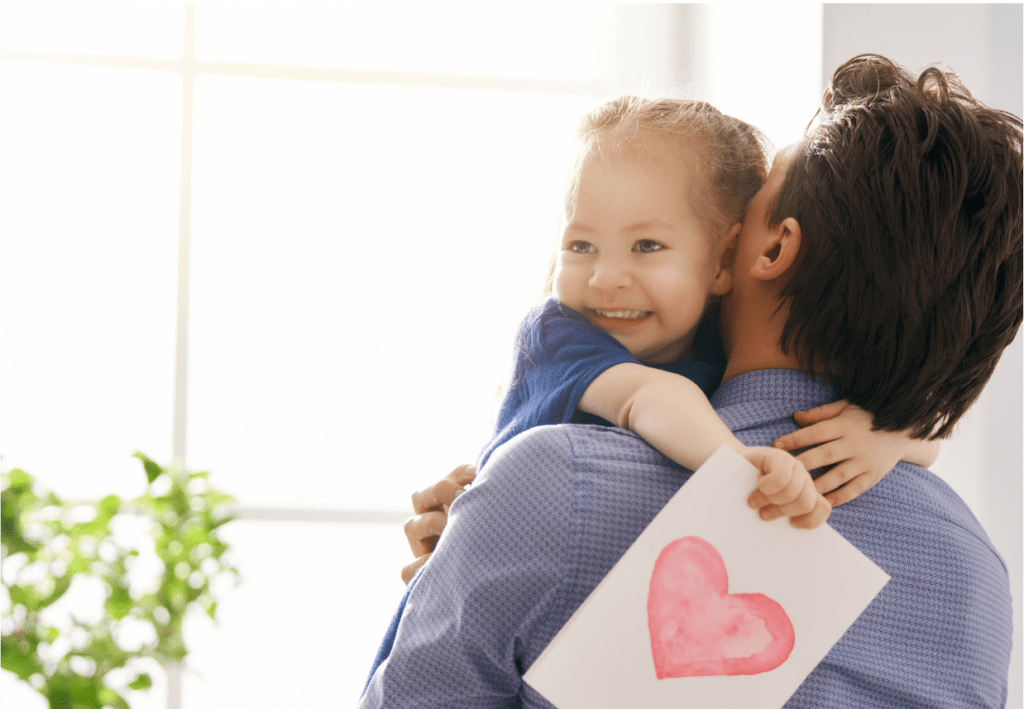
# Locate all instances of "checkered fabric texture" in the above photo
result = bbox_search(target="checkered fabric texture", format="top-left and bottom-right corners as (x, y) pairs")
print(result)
(360, 370), (1011, 708)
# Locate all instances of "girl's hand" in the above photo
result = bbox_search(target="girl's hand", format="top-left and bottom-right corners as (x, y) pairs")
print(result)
(744, 446), (831, 529)
(401, 464), (476, 585)
(772, 400), (936, 508)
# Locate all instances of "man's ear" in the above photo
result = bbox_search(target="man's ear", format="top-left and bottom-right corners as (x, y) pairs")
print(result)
(710, 223), (740, 296)
(750, 217), (802, 280)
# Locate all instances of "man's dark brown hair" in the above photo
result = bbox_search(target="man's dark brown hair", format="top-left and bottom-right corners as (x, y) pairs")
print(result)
(769, 53), (1022, 439)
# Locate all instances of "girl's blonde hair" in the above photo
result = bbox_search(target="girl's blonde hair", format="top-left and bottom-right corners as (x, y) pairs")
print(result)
(566, 96), (773, 242)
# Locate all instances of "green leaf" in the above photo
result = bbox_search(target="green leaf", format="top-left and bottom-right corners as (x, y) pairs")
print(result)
(1, 636), (43, 679)
(8, 584), (31, 607)
(98, 687), (130, 709)
(46, 671), (101, 708)
(204, 490), (237, 508)
(105, 585), (132, 621)
(98, 495), (121, 520)
(67, 554), (90, 574)
(2, 468), (33, 490)
(128, 672), (153, 690)
(133, 452), (163, 485)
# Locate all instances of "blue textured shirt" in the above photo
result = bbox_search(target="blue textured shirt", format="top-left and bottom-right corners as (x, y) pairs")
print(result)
(359, 370), (1012, 708)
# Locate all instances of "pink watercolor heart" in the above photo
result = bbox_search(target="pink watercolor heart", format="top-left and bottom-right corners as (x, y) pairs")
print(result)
(648, 536), (795, 679)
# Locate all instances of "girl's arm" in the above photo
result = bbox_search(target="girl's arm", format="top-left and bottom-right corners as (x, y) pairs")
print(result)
(772, 400), (941, 507)
(580, 362), (831, 529)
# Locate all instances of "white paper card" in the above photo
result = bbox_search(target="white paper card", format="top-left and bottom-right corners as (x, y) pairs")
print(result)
(523, 445), (890, 709)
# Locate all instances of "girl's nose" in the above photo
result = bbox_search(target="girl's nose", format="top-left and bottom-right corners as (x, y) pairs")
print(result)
(589, 258), (632, 290)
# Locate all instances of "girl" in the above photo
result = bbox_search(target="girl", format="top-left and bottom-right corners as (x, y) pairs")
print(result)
(477, 96), (935, 526)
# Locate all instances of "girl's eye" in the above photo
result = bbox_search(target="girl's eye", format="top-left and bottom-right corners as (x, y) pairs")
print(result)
(635, 239), (664, 253)
(565, 240), (595, 254)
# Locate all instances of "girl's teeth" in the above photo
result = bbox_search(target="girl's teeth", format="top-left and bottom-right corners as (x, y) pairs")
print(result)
(595, 310), (649, 319)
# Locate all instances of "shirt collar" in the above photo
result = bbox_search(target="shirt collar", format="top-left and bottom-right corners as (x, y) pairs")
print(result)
(711, 369), (842, 411)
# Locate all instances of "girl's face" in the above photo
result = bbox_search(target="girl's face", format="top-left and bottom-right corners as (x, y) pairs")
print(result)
(553, 147), (732, 364)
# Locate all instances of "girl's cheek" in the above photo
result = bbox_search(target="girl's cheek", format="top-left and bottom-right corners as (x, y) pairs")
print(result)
(647, 266), (690, 297)
(551, 262), (571, 300)
(659, 261), (710, 295)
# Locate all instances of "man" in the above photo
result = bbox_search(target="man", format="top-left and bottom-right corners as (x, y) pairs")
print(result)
(360, 55), (1021, 708)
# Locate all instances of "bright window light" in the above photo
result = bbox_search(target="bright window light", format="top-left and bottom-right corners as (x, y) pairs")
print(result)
(187, 75), (589, 510)
(0, 4), (184, 59)
(194, 4), (609, 80)
(0, 61), (180, 500)
(705, 4), (824, 149)
(182, 521), (409, 705)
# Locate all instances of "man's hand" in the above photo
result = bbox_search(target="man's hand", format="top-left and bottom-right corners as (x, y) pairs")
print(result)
(744, 446), (831, 529)
(401, 464), (476, 585)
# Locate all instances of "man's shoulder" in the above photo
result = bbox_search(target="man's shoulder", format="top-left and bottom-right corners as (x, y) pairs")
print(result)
(871, 462), (992, 532)
(477, 424), (689, 549)
(483, 424), (684, 483)
(836, 461), (1008, 572)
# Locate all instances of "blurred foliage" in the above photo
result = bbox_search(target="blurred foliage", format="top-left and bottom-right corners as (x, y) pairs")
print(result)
(1, 453), (238, 709)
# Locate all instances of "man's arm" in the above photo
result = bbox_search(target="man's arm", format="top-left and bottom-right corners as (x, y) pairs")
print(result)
(360, 429), (580, 708)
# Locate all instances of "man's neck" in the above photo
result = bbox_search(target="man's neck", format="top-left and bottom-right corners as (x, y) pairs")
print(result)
(720, 301), (803, 384)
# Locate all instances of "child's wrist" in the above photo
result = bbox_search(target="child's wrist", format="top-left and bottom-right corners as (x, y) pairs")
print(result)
(730, 441), (751, 457)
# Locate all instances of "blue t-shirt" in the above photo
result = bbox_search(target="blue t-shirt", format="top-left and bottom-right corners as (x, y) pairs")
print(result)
(478, 297), (726, 469)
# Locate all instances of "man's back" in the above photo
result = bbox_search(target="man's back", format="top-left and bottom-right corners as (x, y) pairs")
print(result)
(360, 370), (1011, 708)
(715, 372), (1012, 707)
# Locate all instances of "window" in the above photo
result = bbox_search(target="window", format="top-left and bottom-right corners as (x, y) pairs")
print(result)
(2, 5), (829, 706)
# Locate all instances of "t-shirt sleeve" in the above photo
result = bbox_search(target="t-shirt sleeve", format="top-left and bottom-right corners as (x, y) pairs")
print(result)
(481, 299), (637, 466)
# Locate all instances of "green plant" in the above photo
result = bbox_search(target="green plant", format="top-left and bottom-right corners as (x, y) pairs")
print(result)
(1, 453), (238, 709)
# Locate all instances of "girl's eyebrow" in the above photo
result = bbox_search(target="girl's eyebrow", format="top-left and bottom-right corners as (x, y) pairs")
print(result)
(566, 220), (674, 233)
(563, 221), (596, 233)
(624, 220), (674, 233)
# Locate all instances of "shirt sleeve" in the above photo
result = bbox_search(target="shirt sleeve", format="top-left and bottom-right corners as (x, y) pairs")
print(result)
(359, 427), (582, 709)
(480, 299), (637, 467)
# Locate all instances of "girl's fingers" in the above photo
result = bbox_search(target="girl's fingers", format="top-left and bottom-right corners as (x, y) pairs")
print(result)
(750, 483), (829, 525)
(795, 441), (851, 472)
(747, 489), (770, 510)
(775, 478), (818, 517)
(824, 474), (874, 508)
(812, 460), (861, 496)
(760, 467), (816, 517)
(756, 468), (792, 501)
(791, 400), (850, 426)
(787, 497), (832, 529)
(773, 421), (840, 451)
(746, 447), (826, 525)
